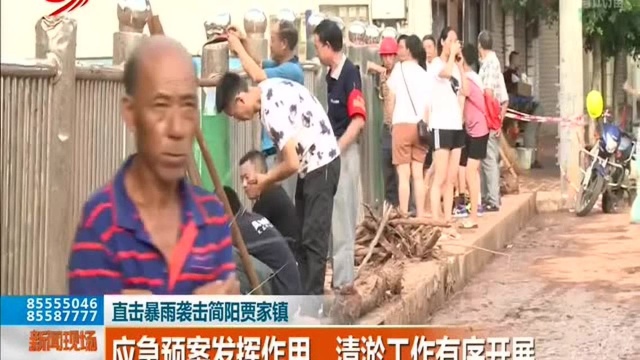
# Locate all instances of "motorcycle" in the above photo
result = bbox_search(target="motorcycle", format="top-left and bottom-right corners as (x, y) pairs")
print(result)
(575, 112), (637, 217)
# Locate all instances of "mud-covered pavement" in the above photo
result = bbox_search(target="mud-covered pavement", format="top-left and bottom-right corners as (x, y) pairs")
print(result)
(430, 211), (640, 359)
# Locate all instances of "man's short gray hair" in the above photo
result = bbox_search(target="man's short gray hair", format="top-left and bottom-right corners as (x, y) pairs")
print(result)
(478, 30), (493, 51)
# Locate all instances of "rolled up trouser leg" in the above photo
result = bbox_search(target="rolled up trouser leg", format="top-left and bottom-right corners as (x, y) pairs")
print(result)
(331, 143), (361, 288)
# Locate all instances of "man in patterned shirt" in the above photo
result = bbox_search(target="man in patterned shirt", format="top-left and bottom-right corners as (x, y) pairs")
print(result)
(216, 72), (341, 306)
(478, 30), (509, 212)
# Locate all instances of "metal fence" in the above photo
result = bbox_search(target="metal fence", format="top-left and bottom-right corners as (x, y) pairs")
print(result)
(1, 17), (384, 295)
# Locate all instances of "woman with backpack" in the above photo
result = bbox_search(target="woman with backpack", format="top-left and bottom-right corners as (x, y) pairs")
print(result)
(457, 44), (490, 229)
(426, 27), (467, 223)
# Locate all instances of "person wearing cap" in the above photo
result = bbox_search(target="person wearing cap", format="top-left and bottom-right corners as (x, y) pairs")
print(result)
(313, 19), (367, 291)
(367, 37), (400, 207)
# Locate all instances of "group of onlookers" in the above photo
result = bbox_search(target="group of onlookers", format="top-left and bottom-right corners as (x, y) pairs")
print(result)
(217, 22), (512, 303)
(369, 28), (509, 230)
(67, 13), (510, 316)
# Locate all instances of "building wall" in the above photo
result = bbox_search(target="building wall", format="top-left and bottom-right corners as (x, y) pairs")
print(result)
(537, 22), (560, 117)
(513, 13), (527, 66)
(489, 0), (505, 70)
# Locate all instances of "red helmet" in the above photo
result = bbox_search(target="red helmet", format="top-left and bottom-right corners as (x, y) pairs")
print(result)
(379, 37), (398, 56)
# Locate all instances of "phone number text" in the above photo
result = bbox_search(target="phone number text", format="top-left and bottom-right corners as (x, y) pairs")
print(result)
(26, 310), (99, 323)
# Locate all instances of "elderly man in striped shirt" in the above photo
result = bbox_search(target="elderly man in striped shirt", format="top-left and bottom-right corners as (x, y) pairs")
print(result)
(68, 36), (239, 295)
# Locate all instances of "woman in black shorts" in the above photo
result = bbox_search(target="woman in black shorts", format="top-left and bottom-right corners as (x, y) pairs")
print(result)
(458, 43), (490, 228)
(426, 27), (467, 222)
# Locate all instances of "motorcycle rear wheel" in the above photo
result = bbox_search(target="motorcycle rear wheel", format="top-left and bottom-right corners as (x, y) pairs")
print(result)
(576, 171), (605, 217)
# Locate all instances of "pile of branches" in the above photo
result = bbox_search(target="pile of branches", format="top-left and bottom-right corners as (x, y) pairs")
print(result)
(354, 204), (446, 269)
(328, 204), (448, 324)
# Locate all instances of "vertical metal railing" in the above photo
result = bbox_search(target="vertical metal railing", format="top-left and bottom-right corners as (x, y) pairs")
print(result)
(1, 64), (56, 295)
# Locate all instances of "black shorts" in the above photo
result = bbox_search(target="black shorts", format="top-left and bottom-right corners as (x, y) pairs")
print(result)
(432, 129), (465, 151)
(459, 133), (490, 167)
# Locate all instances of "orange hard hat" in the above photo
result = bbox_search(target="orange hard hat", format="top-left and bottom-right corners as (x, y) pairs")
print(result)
(379, 37), (398, 56)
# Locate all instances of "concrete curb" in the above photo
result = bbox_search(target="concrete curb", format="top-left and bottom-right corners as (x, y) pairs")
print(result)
(357, 193), (538, 325)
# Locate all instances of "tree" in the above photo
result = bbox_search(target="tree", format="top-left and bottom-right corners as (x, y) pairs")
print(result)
(582, 0), (640, 60)
(582, 1), (640, 121)
(502, 0), (640, 124)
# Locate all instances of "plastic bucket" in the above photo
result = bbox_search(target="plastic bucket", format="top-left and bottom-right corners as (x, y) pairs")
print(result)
(516, 147), (534, 170)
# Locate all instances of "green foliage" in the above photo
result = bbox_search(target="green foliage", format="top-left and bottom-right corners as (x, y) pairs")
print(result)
(501, 0), (640, 59)
(501, 0), (559, 24)
(582, 0), (640, 60)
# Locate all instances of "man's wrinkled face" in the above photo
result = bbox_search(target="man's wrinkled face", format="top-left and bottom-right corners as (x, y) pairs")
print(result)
(240, 161), (259, 199)
(122, 49), (199, 183)
(313, 34), (332, 66)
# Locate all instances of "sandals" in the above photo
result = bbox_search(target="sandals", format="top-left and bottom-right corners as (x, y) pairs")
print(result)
(458, 220), (478, 229)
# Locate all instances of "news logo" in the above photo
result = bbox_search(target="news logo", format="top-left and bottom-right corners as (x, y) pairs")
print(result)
(45, 0), (90, 17)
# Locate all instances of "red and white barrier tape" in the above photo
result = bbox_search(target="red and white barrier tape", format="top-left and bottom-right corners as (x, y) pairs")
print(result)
(505, 108), (585, 126)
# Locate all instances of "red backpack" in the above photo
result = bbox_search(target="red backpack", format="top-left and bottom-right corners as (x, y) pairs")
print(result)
(483, 93), (502, 131)
(466, 81), (503, 131)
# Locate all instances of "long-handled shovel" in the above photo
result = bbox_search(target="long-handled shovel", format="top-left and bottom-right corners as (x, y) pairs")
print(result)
(148, 18), (263, 294)
(191, 125), (263, 294)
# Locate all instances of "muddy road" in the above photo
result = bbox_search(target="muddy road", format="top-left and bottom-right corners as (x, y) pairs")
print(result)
(430, 211), (640, 359)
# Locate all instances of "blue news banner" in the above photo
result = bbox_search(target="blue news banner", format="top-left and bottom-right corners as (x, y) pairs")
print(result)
(1, 296), (105, 360)
(1, 296), (104, 327)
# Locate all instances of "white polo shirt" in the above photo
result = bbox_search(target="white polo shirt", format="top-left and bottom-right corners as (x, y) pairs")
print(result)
(386, 61), (430, 125)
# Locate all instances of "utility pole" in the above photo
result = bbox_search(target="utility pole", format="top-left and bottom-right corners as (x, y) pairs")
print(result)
(557, 0), (584, 207)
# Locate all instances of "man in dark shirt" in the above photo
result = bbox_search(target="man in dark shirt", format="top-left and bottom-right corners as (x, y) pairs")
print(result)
(503, 51), (520, 96)
(313, 19), (367, 290)
(239, 150), (301, 249)
(223, 186), (303, 295)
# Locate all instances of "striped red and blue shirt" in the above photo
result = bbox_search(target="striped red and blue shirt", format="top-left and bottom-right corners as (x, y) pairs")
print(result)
(68, 155), (235, 295)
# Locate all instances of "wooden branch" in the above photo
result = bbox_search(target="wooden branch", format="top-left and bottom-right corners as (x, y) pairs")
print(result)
(357, 205), (392, 277)
(331, 260), (404, 324)
(388, 217), (450, 228)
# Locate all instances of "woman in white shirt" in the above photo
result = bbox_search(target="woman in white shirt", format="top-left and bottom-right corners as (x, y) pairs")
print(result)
(422, 35), (437, 67)
(386, 35), (429, 217)
(426, 26), (468, 222)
